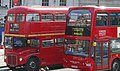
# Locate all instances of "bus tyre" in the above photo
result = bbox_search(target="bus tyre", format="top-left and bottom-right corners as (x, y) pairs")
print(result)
(25, 58), (39, 71)
(112, 59), (120, 71)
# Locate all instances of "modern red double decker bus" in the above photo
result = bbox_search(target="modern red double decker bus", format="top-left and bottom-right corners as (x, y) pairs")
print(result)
(64, 6), (120, 71)
(4, 6), (68, 71)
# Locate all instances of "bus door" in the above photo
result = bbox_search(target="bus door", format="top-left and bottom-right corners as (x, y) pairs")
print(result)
(54, 38), (64, 64)
(40, 39), (55, 65)
(94, 40), (109, 70)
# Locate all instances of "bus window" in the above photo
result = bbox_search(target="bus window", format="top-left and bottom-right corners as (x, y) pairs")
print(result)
(118, 13), (120, 25)
(55, 13), (66, 21)
(42, 39), (54, 47)
(16, 14), (25, 22)
(30, 39), (40, 47)
(68, 10), (91, 26)
(96, 12), (108, 26)
(41, 14), (53, 22)
(110, 12), (120, 26)
(13, 37), (27, 48)
(8, 14), (15, 22)
(66, 10), (91, 36)
(26, 13), (40, 22)
(55, 38), (64, 46)
(65, 39), (89, 57)
(4, 37), (12, 48)
(110, 39), (120, 54)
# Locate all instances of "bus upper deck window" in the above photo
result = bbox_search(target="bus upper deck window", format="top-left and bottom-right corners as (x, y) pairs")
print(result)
(110, 12), (120, 26)
(41, 14), (53, 22)
(16, 14), (25, 22)
(55, 13), (66, 21)
(68, 10), (91, 26)
(96, 13), (108, 26)
(26, 13), (40, 22)
(8, 14), (15, 22)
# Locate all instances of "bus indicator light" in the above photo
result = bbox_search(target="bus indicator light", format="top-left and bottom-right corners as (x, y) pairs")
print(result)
(27, 40), (30, 44)
(93, 42), (97, 47)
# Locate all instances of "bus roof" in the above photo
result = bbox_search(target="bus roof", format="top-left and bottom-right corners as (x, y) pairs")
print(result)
(31, 6), (69, 10)
(68, 5), (120, 11)
(8, 6), (69, 14)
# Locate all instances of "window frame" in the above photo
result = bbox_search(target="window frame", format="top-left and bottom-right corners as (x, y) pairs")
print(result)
(60, 0), (66, 6)
(42, 39), (54, 48)
(13, 37), (27, 48)
(42, 0), (49, 6)
(110, 39), (120, 54)
(64, 39), (89, 57)
(110, 12), (120, 26)
(54, 13), (66, 21)
(55, 38), (64, 47)
(7, 14), (15, 22)
(16, 14), (25, 22)
(26, 13), (40, 22)
(30, 38), (40, 47)
(41, 13), (54, 22)
(4, 36), (13, 48)
(96, 12), (108, 27)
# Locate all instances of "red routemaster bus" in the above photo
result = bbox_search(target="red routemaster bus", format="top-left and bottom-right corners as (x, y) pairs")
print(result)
(4, 6), (68, 71)
(64, 6), (120, 71)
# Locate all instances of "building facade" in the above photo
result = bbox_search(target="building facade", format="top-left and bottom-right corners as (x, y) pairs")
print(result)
(0, 0), (120, 23)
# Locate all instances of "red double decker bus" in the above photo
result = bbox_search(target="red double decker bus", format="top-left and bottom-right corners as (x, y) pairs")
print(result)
(4, 6), (68, 71)
(64, 6), (120, 71)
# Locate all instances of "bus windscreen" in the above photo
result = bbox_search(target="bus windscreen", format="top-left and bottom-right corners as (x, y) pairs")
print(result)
(65, 39), (90, 57)
(66, 10), (91, 36)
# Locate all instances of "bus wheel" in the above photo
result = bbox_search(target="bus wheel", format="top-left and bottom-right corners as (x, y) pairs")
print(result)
(24, 58), (39, 71)
(112, 59), (120, 71)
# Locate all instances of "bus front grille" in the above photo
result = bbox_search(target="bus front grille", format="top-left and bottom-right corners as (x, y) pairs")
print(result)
(7, 54), (17, 66)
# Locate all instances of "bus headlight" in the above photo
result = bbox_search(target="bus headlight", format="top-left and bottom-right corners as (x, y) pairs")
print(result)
(19, 58), (23, 61)
(63, 58), (67, 62)
(4, 56), (7, 59)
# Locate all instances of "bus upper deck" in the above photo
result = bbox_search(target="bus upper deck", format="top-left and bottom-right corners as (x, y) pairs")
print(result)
(5, 6), (69, 36)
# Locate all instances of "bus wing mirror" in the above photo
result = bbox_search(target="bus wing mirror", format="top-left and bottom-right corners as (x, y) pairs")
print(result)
(4, 16), (7, 23)
(93, 42), (97, 47)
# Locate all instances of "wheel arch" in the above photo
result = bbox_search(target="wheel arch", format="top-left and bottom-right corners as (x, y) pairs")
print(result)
(112, 58), (120, 64)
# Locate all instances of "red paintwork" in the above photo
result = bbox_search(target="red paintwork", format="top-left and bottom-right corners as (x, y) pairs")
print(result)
(64, 56), (96, 71)
(0, 45), (3, 49)
(5, 6), (69, 35)
(64, 6), (120, 71)
(4, 6), (69, 67)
